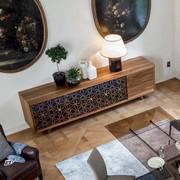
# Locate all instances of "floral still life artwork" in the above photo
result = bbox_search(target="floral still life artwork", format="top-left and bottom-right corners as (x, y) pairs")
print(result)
(0, 0), (47, 72)
(92, 0), (151, 42)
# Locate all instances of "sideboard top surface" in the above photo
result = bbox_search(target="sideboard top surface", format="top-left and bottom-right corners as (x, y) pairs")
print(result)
(19, 56), (154, 104)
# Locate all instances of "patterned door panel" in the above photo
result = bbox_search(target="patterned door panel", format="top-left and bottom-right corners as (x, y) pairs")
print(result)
(31, 77), (128, 130)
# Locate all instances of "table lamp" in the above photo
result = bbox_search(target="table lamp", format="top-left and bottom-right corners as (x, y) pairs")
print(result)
(101, 34), (127, 72)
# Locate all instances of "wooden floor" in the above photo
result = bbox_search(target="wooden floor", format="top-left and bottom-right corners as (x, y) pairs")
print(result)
(8, 78), (180, 180)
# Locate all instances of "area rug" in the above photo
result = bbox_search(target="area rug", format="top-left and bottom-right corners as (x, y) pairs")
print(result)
(56, 140), (149, 180)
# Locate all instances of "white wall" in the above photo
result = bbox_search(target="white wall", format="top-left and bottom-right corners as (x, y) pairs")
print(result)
(125, 0), (174, 82)
(0, 0), (175, 135)
(174, 0), (180, 78)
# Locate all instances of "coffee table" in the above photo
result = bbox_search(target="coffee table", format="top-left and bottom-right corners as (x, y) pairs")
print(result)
(130, 121), (180, 180)
(106, 107), (180, 180)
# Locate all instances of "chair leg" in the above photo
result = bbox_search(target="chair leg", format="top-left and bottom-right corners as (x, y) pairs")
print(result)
(38, 173), (43, 180)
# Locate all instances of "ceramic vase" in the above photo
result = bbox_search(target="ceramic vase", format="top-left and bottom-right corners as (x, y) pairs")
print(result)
(87, 62), (97, 80)
(79, 60), (88, 79)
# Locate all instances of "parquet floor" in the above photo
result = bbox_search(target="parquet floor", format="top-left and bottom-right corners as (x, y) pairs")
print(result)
(8, 78), (180, 180)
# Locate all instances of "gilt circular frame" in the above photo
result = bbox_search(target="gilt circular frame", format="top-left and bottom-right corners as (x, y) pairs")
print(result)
(0, 0), (48, 73)
(92, 0), (151, 43)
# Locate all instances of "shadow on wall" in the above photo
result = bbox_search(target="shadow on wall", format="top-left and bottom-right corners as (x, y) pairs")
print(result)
(89, 52), (109, 68)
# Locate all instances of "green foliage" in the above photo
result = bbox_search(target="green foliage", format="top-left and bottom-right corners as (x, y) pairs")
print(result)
(45, 44), (68, 64)
(67, 67), (81, 79)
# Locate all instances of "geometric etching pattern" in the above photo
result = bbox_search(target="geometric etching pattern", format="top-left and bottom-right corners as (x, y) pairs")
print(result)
(31, 77), (128, 130)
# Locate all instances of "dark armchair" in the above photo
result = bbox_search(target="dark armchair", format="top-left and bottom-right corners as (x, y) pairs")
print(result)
(0, 124), (43, 180)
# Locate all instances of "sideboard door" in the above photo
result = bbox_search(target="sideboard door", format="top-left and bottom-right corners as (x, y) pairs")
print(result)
(31, 77), (128, 131)
(127, 67), (155, 99)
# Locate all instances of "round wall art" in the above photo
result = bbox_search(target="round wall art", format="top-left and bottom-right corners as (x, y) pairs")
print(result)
(92, 0), (151, 43)
(0, 0), (47, 73)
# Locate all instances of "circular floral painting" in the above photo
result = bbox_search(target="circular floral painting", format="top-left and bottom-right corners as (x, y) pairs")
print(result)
(0, 0), (47, 73)
(92, 0), (151, 42)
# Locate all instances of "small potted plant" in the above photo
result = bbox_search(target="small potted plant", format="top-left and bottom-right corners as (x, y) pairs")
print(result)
(66, 67), (81, 86)
(46, 44), (68, 86)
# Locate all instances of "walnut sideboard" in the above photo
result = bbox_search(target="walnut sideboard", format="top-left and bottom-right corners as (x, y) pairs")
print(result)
(19, 56), (155, 133)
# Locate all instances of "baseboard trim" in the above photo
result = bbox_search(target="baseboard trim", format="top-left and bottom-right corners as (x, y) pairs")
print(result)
(156, 76), (176, 84)
(5, 123), (29, 136)
(176, 75), (180, 80)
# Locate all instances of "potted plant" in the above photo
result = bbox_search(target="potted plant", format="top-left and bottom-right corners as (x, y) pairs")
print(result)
(66, 67), (81, 86)
(45, 44), (68, 86)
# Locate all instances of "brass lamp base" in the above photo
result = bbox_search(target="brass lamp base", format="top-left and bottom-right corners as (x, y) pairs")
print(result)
(109, 58), (122, 72)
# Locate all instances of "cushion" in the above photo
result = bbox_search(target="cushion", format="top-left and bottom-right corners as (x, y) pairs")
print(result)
(0, 132), (15, 161)
(7, 155), (26, 163)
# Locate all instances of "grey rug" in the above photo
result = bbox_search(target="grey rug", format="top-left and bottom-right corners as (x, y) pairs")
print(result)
(56, 140), (149, 180)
